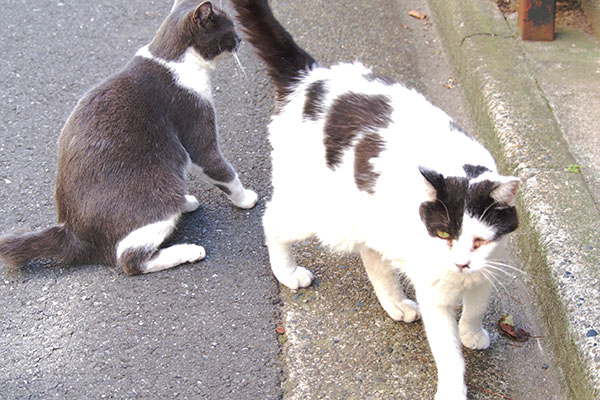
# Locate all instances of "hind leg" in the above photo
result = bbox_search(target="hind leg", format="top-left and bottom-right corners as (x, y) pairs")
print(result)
(262, 199), (314, 290)
(360, 247), (420, 323)
(116, 214), (205, 275)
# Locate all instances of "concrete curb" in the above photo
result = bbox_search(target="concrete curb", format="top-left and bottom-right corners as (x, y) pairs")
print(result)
(427, 0), (600, 398)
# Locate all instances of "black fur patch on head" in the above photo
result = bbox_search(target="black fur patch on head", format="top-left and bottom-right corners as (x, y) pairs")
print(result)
(324, 93), (392, 168)
(354, 133), (385, 194)
(303, 80), (328, 121)
(419, 168), (519, 241)
(463, 164), (490, 179)
(466, 180), (519, 239)
(419, 168), (468, 239)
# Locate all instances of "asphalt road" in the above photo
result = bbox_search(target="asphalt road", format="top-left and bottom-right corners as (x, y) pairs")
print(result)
(1, 1), (280, 399)
(1, 0), (568, 399)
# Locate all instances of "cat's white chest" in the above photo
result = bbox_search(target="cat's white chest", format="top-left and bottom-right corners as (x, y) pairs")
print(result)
(136, 45), (214, 101)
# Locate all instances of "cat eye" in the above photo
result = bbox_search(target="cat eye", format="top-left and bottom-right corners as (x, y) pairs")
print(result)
(473, 238), (488, 249)
(436, 229), (450, 239)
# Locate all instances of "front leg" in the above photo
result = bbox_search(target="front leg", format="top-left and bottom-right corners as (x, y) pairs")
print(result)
(188, 159), (257, 209)
(417, 288), (467, 400)
(360, 247), (420, 323)
(459, 279), (492, 349)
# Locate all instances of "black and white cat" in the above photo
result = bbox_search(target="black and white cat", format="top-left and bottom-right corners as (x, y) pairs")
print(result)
(230, 1), (519, 399)
(0, 0), (257, 274)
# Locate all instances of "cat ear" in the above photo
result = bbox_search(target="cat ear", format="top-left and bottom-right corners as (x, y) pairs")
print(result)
(419, 167), (444, 201)
(193, 1), (213, 28)
(490, 177), (520, 206)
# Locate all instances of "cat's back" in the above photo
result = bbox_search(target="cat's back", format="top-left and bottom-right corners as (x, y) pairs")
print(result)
(272, 62), (496, 186)
(55, 57), (191, 224)
(64, 57), (174, 137)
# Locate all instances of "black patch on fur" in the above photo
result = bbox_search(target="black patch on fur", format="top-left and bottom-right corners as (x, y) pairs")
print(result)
(324, 93), (392, 168)
(354, 134), (385, 194)
(463, 164), (490, 179)
(419, 168), (469, 239)
(466, 180), (519, 239)
(363, 73), (396, 86)
(215, 184), (232, 195)
(303, 80), (328, 121)
(230, 0), (316, 101)
(419, 168), (519, 241)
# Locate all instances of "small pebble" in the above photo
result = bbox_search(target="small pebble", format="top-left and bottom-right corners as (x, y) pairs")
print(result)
(586, 329), (598, 338)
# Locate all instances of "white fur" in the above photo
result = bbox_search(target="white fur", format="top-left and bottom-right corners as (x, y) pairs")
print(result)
(136, 45), (214, 101)
(144, 243), (206, 273)
(116, 214), (180, 261)
(115, 214), (206, 273)
(263, 62), (516, 399)
(183, 195), (201, 213)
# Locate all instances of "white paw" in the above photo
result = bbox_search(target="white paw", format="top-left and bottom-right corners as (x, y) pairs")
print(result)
(278, 266), (314, 290)
(183, 195), (200, 213)
(382, 299), (421, 323)
(460, 327), (490, 350)
(180, 244), (206, 263)
(232, 189), (258, 209)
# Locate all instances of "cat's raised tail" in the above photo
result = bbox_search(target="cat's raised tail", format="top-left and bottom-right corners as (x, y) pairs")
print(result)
(229, 0), (316, 100)
(0, 225), (86, 270)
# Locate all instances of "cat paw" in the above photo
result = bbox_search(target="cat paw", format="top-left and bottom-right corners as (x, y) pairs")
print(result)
(460, 327), (490, 350)
(183, 195), (200, 213)
(182, 244), (206, 263)
(278, 266), (314, 290)
(231, 189), (258, 209)
(382, 299), (421, 323)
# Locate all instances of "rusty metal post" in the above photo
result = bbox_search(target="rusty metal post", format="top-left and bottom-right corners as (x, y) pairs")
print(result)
(518, 0), (556, 41)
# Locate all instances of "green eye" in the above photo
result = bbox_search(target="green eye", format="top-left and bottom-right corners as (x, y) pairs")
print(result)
(436, 230), (450, 239)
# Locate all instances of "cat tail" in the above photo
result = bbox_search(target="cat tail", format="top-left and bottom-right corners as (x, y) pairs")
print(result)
(229, 0), (316, 100)
(0, 225), (87, 269)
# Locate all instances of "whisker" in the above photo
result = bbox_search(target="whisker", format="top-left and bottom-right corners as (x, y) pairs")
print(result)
(478, 200), (499, 222)
(485, 269), (511, 293)
(487, 261), (531, 276)
(232, 52), (248, 80)
(436, 199), (450, 224)
(481, 270), (500, 295)
(483, 264), (518, 278)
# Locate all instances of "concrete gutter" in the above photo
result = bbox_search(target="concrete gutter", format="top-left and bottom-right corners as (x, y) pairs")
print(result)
(427, 0), (600, 398)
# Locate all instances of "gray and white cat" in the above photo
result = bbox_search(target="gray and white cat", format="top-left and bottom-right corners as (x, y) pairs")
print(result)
(0, 0), (257, 274)
(230, 1), (519, 399)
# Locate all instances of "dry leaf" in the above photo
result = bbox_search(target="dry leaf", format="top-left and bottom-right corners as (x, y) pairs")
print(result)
(443, 78), (455, 89)
(408, 10), (427, 20)
(498, 314), (531, 342)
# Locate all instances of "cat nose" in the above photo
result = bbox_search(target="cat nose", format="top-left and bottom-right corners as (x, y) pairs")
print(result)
(455, 262), (470, 271)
